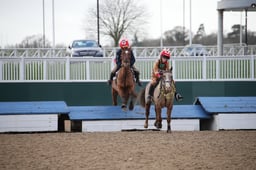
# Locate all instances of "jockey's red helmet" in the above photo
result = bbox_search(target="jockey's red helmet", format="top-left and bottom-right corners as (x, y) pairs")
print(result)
(160, 49), (171, 59)
(119, 38), (130, 48)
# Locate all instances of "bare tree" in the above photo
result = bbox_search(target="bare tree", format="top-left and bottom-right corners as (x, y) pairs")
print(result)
(163, 26), (190, 46)
(17, 34), (51, 48)
(193, 24), (205, 41)
(85, 0), (147, 46)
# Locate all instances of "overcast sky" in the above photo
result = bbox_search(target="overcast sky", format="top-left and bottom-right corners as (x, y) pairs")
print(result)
(0, 0), (255, 47)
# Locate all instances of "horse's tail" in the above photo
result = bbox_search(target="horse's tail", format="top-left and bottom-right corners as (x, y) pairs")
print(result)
(137, 87), (146, 108)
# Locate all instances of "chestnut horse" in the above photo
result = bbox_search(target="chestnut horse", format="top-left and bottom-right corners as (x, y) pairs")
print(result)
(138, 69), (175, 132)
(111, 48), (137, 111)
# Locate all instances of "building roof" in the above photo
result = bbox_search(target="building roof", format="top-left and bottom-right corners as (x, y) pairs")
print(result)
(217, 0), (256, 11)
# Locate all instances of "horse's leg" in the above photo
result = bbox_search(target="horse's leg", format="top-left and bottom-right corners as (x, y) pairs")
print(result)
(112, 88), (118, 106)
(128, 97), (134, 110)
(154, 105), (158, 128)
(129, 90), (137, 110)
(144, 103), (151, 128)
(166, 106), (173, 133)
(121, 95), (128, 111)
(154, 106), (157, 127)
(159, 108), (162, 129)
(154, 106), (162, 129)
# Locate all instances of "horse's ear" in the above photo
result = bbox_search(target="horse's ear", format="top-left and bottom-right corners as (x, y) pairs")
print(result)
(169, 66), (173, 72)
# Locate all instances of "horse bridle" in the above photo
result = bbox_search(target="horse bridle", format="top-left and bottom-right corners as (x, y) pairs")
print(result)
(158, 72), (174, 99)
(121, 49), (131, 66)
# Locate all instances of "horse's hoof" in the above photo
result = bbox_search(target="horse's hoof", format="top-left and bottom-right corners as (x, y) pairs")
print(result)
(167, 126), (171, 133)
(154, 122), (162, 129)
(144, 124), (148, 128)
(154, 123), (162, 129)
(121, 105), (127, 111)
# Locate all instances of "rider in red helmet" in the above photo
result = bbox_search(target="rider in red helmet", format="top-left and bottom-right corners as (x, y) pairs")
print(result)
(147, 49), (183, 102)
(108, 38), (142, 86)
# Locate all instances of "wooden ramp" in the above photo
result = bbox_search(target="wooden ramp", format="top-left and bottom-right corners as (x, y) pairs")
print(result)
(195, 97), (256, 130)
(1, 97), (255, 132)
(68, 105), (210, 132)
(0, 101), (69, 132)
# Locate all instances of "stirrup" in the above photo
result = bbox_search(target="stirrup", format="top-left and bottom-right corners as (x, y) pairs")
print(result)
(137, 80), (142, 86)
(146, 95), (152, 103)
(107, 79), (112, 85)
(175, 93), (183, 102)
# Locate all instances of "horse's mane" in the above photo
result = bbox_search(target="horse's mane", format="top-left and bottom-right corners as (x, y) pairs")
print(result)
(120, 48), (132, 65)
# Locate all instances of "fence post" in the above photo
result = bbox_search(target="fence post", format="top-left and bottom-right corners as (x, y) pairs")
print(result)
(66, 57), (70, 80)
(251, 55), (254, 79)
(20, 57), (24, 80)
(0, 60), (2, 81)
(216, 58), (220, 79)
(86, 60), (90, 80)
(202, 56), (207, 80)
(172, 59), (176, 80)
(43, 59), (47, 80)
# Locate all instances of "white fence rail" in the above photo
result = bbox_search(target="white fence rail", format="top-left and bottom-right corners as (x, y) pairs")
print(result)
(1, 45), (256, 58)
(0, 55), (255, 82)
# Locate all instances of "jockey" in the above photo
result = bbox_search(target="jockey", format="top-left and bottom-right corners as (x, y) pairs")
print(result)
(108, 38), (142, 86)
(147, 49), (183, 102)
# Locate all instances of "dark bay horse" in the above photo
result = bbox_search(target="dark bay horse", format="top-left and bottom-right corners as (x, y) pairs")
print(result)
(139, 69), (175, 132)
(111, 48), (137, 111)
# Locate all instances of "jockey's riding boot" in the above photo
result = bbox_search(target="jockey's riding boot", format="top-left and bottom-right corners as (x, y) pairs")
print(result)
(133, 70), (142, 86)
(175, 92), (183, 102)
(107, 72), (115, 85)
(136, 74), (142, 87)
(147, 84), (155, 103)
(137, 81), (142, 87)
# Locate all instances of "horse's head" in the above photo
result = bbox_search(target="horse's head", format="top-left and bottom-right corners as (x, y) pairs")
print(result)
(160, 69), (174, 93)
(121, 48), (131, 67)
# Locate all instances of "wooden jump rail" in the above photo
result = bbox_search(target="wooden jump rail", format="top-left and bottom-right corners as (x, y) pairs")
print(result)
(1, 97), (255, 133)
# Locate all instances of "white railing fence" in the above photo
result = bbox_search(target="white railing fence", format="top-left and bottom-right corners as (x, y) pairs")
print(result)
(1, 45), (256, 58)
(0, 55), (255, 82)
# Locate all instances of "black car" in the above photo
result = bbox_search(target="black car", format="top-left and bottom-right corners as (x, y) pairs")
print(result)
(68, 40), (103, 57)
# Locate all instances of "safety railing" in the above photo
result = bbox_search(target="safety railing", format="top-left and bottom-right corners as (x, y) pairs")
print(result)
(1, 45), (256, 58)
(0, 55), (255, 82)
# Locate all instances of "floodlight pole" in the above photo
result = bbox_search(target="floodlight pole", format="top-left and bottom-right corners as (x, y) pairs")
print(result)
(42, 0), (46, 48)
(183, 0), (185, 45)
(52, 0), (55, 48)
(160, 0), (163, 48)
(97, 0), (100, 45)
(189, 0), (192, 46)
(240, 12), (243, 45)
(245, 9), (248, 45)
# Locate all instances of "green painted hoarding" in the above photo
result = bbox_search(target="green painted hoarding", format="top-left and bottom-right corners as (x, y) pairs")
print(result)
(0, 81), (255, 106)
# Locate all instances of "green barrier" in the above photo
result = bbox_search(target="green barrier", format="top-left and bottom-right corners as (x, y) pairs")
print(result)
(0, 81), (255, 106)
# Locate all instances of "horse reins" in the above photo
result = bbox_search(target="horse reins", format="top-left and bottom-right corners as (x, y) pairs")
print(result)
(157, 76), (174, 100)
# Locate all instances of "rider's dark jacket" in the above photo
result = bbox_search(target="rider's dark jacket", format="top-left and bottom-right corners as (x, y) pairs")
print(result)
(116, 48), (136, 68)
